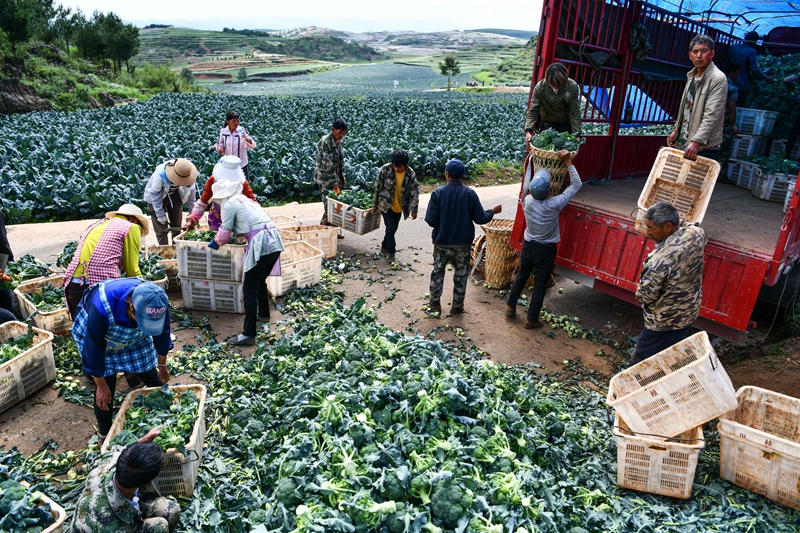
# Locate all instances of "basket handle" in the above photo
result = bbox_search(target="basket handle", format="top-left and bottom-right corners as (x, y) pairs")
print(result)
(177, 448), (201, 464)
(610, 422), (706, 445)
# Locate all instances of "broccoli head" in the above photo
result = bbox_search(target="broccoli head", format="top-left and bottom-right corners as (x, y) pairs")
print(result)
(246, 419), (266, 438)
(248, 508), (268, 525)
(379, 468), (409, 501)
(274, 477), (302, 507)
(143, 388), (174, 411)
(431, 480), (473, 529)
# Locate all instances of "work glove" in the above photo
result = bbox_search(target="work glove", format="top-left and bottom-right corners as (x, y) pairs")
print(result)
(157, 215), (168, 225)
(208, 239), (219, 250)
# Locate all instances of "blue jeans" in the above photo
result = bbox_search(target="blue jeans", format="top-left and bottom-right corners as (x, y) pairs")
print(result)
(381, 210), (402, 254)
(631, 325), (693, 365)
(507, 240), (557, 322)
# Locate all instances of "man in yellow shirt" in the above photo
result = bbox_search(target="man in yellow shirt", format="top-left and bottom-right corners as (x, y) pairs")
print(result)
(372, 150), (420, 260)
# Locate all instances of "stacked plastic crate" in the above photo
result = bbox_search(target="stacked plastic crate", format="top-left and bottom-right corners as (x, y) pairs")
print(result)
(728, 108), (776, 190)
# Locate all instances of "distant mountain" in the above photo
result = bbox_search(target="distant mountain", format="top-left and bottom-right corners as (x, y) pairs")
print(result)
(470, 29), (537, 40)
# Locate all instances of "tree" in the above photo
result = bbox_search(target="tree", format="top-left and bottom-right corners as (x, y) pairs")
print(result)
(237, 67), (247, 82)
(49, 5), (78, 51)
(0, 0), (54, 54)
(180, 67), (194, 84)
(438, 55), (461, 91)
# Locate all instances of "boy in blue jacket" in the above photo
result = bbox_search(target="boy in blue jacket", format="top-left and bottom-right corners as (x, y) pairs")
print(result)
(425, 160), (502, 315)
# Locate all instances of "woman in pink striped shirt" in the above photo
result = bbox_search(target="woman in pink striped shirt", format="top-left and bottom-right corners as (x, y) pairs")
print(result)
(215, 111), (257, 179)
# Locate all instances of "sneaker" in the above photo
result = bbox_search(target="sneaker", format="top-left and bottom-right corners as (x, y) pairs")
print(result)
(450, 306), (464, 315)
(523, 320), (543, 329)
(505, 306), (516, 316)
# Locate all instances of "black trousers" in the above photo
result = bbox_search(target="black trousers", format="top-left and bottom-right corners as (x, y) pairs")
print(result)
(243, 251), (281, 337)
(0, 288), (15, 324)
(241, 164), (250, 180)
(631, 325), (693, 365)
(65, 281), (89, 320)
(507, 240), (557, 322)
(381, 210), (402, 254)
(95, 368), (162, 436)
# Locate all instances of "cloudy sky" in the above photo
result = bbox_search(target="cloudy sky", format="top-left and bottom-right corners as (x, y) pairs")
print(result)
(59, 0), (539, 32)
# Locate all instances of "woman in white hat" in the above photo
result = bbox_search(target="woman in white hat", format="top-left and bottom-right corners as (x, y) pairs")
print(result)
(208, 179), (284, 346)
(143, 158), (198, 245)
(184, 155), (258, 232)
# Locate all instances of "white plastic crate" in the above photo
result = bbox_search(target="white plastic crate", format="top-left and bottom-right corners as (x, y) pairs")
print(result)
(785, 181), (796, 214)
(727, 158), (762, 190)
(13, 275), (72, 333)
(175, 231), (248, 282)
(0, 321), (56, 414)
(10, 258), (55, 318)
(751, 173), (795, 202)
(326, 197), (381, 235)
(607, 331), (737, 439)
(279, 224), (339, 259)
(180, 277), (245, 314)
(735, 108), (779, 136)
(147, 244), (179, 292)
(730, 135), (769, 159)
(264, 211), (302, 229)
(769, 139), (800, 161)
(612, 413), (704, 499)
(40, 492), (66, 533)
(267, 241), (324, 297)
(102, 385), (207, 498)
(718, 386), (800, 510)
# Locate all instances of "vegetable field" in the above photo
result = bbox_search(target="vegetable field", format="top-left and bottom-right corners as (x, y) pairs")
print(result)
(0, 90), (524, 225)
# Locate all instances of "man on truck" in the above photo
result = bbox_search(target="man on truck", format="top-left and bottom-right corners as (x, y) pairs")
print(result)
(667, 34), (728, 161)
(632, 202), (707, 365)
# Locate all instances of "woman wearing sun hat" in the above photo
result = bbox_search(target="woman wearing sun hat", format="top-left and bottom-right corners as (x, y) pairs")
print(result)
(143, 158), (198, 245)
(208, 179), (284, 346)
(184, 155), (258, 231)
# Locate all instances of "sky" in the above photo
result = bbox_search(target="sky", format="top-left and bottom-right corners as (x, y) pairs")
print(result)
(58, 0), (539, 33)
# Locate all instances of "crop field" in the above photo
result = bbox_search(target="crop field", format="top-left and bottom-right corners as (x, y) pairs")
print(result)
(137, 27), (268, 67)
(397, 44), (525, 75)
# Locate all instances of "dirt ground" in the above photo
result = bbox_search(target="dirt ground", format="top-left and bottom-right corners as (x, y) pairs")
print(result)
(2, 184), (798, 457)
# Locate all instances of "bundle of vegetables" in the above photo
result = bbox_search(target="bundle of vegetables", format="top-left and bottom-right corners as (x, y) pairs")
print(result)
(328, 189), (375, 210)
(138, 254), (167, 282)
(0, 324), (35, 364)
(0, 479), (55, 531)
(0, 254), (52, 291)
(109, 385), (199, 456)
(530, 129), (583, 152)
(24, 282), (65, 313)
(181, 230), (235, 244)
(741, 154), (800, 175)
(56, 241), (78, 269)
(746, 53), (800, 136)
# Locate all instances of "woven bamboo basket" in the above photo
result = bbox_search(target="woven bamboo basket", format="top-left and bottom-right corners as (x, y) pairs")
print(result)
(481, 219), (516, 289)
(529, 145), (578, 197)
(470, 235), (487, 275)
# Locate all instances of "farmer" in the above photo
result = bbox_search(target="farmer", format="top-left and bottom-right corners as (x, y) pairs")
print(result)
(524, 63), (582, 144)
(729, 31), (773, 108)
(215, 111), (257, 179)
(505, 150), (582, 329)
(0, 210), (16, 324)
(632, 202), (707, 365)
(667, 34), (727, 160)
(72, 279), (172, 438)
(718, 62), (742, 177)
(425, 159), (501, 315)
(315, 118), (347, 228)
(372, 149), (420, 260)
(63, 204), (149, 319)
(184, 156), (258, 231)
(69, 428), (180, 533)
(208, 179), (284, 346)
(143, 158), (198, 245)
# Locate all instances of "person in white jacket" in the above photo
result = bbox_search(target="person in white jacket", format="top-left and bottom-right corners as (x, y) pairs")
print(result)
(143, 158), (198, 245)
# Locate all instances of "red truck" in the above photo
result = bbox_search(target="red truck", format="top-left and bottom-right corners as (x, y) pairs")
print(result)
(511, 0), (800, 341)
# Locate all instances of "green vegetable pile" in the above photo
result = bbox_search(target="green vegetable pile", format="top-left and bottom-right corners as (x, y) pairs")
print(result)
(328, 189), (375, 210)
(0, 324), (35, 365)
(0, 479), (55, 532)
(109, 385), (200, 456)
(56, 241), (78, 269)
(138, 254), (167, 282)
(23, 282), (65, 313)
(530, 129), (584, 152)
(747, 53), (800, 136)
(741, 154), (800, 176)
(0, 254), (52, 291)
(181, 230), (235, 244)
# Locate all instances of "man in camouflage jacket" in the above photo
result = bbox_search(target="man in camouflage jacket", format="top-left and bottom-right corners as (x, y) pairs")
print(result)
(69, 429), (180, 533)
(315, 118), (347, 225)
(372, 150), (420, 259)
(632, 202), (707, 364)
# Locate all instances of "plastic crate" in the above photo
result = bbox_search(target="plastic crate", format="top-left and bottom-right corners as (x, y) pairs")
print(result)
(730, 134), (769, 159)
(718, 386), (800, 510)
(735, 108), (779, 136)
(180, 277), (244, 314)
(784, 181), (796, 214)
(751, 173), (795, 202)
(607, 331), (738, 439)
(147, 245), (179, 292)
(612, 413), (705, 499)
(769, 139), (800, 161)
(727, 158), (762, 190)
(175, 231), (248, 282)
(326, 197), (381, 235)
(102, 385), (207, 497)
(266, 241), (324, 297)
(40, 492), (67, 533)
(265, 211), (301, 229)
(279, 224), (339, 259)
(635, 147), (720, 233)
(0, 321), (56, 414)
(10, 258), (55, 319)
(13, 275), (72, 333)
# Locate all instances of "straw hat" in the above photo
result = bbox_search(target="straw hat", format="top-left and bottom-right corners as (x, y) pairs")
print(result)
(164, 158), (198, 186)
(213, 156), (245, 183)
(106, 204), (150, 236)
(210, 179), (244, 202)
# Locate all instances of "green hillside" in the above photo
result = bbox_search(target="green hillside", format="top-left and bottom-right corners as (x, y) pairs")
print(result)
(470, 28), (537, 40)
(396, 44), (525, 74)
(475, 36), (538, 84)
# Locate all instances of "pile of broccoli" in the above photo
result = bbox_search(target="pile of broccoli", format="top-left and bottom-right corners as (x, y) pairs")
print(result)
(0, 479), (55, 531)
(530, 129), (583, 152)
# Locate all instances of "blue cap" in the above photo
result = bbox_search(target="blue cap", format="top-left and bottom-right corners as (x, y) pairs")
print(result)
(445, 159), (466, 178)
(529, 168), (551, 200)
(131, 282), (169, 336)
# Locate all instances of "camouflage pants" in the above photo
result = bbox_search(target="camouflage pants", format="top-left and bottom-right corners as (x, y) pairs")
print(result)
(317, 181), (340, 225)
(429, 246), (471, 308)
(718, 122), (734, 180)
(140, 496), (180, 533)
